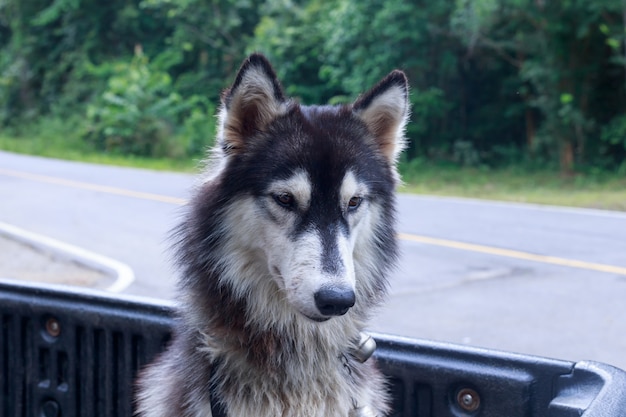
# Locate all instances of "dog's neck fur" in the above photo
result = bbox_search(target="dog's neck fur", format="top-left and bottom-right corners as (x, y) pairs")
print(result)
(180, 278), (377, 415)
(174, 193), (386, 415)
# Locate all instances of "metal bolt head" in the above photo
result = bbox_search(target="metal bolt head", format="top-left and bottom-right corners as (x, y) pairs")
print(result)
(45, 317), (61, 338)
(42, 399), (60, 417)
(456, 388), (480, 412)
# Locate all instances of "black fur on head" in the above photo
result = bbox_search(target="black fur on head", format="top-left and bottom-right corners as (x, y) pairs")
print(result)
(175, 53), (409, 340)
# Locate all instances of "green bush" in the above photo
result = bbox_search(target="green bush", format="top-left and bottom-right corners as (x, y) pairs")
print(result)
(601, 115), (626, 167)
(84, 51), (215, 158)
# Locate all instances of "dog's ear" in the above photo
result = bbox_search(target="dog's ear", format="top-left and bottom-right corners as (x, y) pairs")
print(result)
(353, 71), (409, 166)
(218, 53), (287, 154)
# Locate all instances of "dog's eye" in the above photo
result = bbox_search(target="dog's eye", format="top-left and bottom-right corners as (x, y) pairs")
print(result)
(347, 196), (362, 211)
(274, 192), (295, 209)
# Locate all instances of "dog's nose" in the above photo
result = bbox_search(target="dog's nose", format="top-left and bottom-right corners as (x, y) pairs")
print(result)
(314, 286), (356, 316)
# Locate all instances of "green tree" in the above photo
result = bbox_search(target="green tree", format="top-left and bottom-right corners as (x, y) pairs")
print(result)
(1, 0), (625, 170)
(315, 0), (527, 164)
(452, 0), (626, 173)
(84, 51), (215, 158)
(251, 0), (340, 104)
(140, 0), (263, 101)
(0, 0), (172, 124)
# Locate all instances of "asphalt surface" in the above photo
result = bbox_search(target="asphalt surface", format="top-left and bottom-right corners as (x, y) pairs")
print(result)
(0, 234), (110, 288)
(1, 150), (625, 370)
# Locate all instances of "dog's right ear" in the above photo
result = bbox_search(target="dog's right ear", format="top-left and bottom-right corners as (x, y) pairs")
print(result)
(218, 54), (287, 155)
(353, 70), (409, 167)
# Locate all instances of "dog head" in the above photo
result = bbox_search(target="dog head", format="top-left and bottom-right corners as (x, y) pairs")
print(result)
(198, 54), (408, 323)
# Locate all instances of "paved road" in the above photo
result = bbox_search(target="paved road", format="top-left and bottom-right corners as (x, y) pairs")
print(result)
(1, 150), (625, 369)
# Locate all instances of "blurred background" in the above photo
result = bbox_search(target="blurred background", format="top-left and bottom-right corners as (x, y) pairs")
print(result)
(1, 0), (625, 368)
(0, 0), (625, 193)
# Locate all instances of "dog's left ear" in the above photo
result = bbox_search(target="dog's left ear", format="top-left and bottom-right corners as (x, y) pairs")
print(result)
(353, 71), (409, 166)
(218, 53), (288, 155)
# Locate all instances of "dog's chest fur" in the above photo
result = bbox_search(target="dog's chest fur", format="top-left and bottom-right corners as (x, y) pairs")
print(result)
(199, 325), (386, 417)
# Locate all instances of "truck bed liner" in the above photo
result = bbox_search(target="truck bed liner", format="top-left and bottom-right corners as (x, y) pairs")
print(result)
(1, 280), (625, 417)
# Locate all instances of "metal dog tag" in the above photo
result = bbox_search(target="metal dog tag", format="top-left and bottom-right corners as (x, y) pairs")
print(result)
(349, 405), (377, 417)
(352, 332), (377, 363)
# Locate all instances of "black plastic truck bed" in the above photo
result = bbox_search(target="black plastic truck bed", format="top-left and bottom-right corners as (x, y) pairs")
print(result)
(1, 280), (625, 417)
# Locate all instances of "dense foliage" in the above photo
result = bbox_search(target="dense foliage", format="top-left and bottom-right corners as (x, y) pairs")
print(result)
(1, 0), (626, 173)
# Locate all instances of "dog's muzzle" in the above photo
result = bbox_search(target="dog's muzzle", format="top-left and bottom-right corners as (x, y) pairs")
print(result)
(314, 285), (355, 317)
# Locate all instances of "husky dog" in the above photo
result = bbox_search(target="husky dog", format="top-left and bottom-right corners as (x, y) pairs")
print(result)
(136, 54), (409, 417)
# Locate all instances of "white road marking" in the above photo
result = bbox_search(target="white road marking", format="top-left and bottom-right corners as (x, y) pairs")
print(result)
(0, 221), (135, 292)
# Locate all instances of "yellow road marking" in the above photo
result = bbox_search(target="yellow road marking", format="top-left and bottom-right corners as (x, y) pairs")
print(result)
(2, 167), (625, 276)
(398, 233), (626, 276)
(0, 168), (187, 205)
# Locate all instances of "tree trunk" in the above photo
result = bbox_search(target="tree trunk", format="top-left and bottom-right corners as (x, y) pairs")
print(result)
(525, 108), (535, 150)
(623, 0), (626, 90)
(560, 140), (574, 175)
